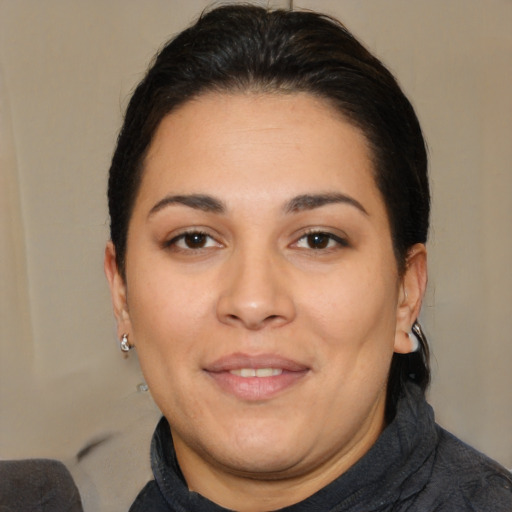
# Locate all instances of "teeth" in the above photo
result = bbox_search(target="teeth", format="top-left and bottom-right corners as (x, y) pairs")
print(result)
(230, 368), (283, 377)
(256, 368), (283, 377)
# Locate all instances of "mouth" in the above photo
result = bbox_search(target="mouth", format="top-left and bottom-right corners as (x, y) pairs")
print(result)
(204, 353), (309, 401)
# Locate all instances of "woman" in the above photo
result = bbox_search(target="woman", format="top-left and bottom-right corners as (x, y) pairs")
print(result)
(104, 5), (512, 511)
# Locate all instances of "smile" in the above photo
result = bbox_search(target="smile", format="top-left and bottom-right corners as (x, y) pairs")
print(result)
(205, 353), (309, 401)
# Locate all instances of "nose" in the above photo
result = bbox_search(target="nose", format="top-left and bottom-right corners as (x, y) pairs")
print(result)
(216, 248), (296, 330)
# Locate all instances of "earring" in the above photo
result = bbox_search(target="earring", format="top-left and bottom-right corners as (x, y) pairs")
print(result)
(407, 321), (426, 353)
(120, 333), (132, 352)
(407, 330), (420, 352)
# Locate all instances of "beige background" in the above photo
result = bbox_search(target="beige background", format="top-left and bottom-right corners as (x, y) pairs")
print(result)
(1, 0), (511, 510)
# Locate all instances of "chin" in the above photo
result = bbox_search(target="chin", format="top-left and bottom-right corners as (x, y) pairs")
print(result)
(215, 443), (306, 478)
(202, 417), (314, 477)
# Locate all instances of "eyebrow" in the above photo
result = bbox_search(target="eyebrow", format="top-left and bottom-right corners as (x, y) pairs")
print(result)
(284, 193), (368, 215)
(148, 194), (226, 217)
(148, 192), (368, 218)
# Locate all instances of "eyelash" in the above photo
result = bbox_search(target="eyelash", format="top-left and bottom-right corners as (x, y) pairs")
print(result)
(164, 230), (220, 251)
(294, 230), (349, 251)
(163, 229), (348, 253)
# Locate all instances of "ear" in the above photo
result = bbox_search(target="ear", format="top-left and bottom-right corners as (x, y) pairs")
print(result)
(393, 243), (427, 354)
(104, 241), (132, 340)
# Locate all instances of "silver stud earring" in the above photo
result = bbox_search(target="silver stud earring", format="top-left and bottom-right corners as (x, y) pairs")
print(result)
(120, 333), (132, 352)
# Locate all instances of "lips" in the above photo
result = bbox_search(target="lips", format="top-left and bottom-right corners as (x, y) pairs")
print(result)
(204, 353), (309, 401)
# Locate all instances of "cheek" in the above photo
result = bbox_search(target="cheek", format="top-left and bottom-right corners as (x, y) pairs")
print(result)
(126, 269), (213, 413)
(297, 260), (398, 368)
(301, 260), (397, 330)
(126, 262), (215, 356)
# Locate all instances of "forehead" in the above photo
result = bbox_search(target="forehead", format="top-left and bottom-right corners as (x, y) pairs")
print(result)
(136, 91), (385, 219)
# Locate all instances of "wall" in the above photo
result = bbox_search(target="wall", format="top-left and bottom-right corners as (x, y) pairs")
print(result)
(1, 0), (511, 509)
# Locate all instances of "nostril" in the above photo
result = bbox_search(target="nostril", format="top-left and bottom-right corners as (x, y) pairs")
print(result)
(216, 281), (296, 329)
(223, 312), (284, 329)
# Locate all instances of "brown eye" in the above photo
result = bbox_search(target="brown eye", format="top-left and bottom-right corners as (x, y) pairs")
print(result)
(295, 231), (348, 250)
(166, 231), (220, 251)
(183, 233), (208, 248)
(306, 233), (330, 249)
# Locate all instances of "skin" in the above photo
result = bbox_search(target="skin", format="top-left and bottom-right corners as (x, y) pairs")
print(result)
(105, 92), (427, 511)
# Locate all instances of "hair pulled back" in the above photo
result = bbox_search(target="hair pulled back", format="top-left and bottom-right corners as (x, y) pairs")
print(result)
(108, 4), (431, 413)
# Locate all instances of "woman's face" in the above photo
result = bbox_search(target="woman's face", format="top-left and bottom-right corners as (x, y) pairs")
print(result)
(106, 92), (425, 497)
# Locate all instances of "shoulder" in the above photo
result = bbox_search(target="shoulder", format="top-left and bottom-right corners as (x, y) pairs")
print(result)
(419, 426), (512, 511)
